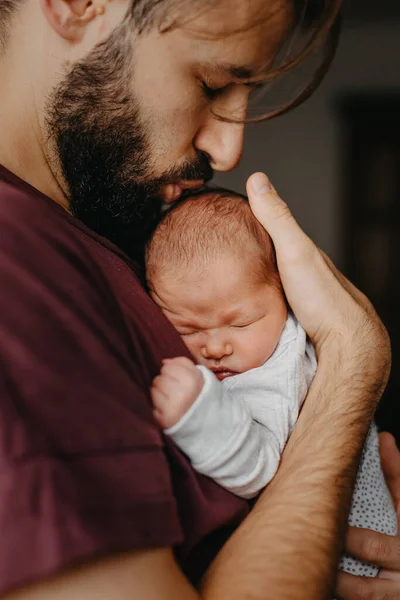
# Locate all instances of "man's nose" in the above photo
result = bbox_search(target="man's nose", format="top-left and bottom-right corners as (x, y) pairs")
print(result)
(194, 118), (245, 173)
(201, 336), (233, 360)
(194, 91), (247, 172)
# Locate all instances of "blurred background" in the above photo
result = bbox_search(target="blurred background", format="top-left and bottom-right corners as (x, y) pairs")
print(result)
(214, 0), (400, 442)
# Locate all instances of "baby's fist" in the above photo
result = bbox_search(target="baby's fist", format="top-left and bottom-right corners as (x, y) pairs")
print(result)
(151, 357), (204, 429)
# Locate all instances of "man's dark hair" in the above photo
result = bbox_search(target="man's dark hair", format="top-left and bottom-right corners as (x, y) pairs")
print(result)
(0, 0), (19, 50)
(0, 0), (343, 119)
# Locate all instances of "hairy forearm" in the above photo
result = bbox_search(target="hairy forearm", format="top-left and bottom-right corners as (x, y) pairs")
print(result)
(201, 344), (378, 600)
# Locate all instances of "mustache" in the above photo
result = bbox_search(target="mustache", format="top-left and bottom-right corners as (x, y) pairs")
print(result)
(154, 152), (214, 189)
(178, 153), (214, 182)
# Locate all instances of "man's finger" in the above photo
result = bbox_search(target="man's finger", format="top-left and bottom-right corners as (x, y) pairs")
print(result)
(246, 172), (311, 259)
(345, 527), (400, 570)
(337, 571), (400, 599)
(380, 432), (400, 514)
(379, 568), (400, 582)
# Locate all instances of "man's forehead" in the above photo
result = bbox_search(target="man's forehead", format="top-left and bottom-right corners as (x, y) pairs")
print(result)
(179, 0), (293, 36)
(180, 0), (294, 74)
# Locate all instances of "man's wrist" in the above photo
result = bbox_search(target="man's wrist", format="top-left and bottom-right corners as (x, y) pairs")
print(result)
(317, 320), (391, 409)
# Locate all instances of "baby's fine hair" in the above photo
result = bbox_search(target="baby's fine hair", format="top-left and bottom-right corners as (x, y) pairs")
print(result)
(146, 188), (283, 293)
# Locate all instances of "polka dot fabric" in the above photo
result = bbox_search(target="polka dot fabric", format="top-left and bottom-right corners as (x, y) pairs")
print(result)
(339, 422), (398, 577)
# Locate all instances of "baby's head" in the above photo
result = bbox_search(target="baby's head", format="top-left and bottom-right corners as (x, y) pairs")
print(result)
(146, 189), (288, 380)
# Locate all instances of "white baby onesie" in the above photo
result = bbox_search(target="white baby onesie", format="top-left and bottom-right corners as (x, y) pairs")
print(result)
(166, 313), (397, 577)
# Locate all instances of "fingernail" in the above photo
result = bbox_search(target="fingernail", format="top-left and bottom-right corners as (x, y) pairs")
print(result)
(251, 173), (272, 195)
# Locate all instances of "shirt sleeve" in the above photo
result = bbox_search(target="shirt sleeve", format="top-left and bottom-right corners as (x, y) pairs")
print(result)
(0, 203), (182, 594)
(165, 367), (282, 500)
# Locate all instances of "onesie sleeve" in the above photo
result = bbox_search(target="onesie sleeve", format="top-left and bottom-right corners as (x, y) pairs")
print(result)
(165, 367), (282, 499)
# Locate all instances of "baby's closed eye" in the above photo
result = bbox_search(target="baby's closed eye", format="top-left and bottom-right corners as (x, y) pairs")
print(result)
(178, 329), (200, 337)
(231, 315), (264, 329)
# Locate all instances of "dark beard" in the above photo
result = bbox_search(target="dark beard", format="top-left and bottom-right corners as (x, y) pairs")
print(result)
(46, 19), (213, 264)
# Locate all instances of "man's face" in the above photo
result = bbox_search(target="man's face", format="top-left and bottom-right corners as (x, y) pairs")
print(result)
(46, 0), (292, 259)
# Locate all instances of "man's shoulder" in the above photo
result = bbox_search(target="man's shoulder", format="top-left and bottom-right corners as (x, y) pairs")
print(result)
(1, 176), (90, 255)
(0, 175), (138, 365)
(0, 172), (62, 224)
(0, 176), (118, 297)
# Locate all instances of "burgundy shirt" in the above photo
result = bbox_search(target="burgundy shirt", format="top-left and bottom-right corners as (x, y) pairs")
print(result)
(0, 165), (248, 594)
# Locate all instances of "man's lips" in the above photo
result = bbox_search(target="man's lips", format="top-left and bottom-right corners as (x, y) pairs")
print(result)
(210, 367), (238, 381)
(161, 180), (205, 203)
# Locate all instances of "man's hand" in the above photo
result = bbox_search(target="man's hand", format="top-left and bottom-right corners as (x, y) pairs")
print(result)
(337, 432), (400, 599)
(247, 173), (390, 396)
(151, 357), (204, 429)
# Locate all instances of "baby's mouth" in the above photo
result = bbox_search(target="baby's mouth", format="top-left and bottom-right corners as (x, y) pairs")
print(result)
(210, 367), (238, 381)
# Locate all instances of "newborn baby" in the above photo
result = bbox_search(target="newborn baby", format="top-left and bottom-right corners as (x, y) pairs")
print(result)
(146, 188), (397, 578)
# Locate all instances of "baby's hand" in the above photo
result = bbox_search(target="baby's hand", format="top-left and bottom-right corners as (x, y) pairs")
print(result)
(151, 357), (204, 429)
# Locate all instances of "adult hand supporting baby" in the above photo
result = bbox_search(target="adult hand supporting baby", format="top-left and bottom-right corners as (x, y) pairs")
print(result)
(202, 173), (391, 600)
(337, 432), (400, 599)
(246, 172), (389, 366)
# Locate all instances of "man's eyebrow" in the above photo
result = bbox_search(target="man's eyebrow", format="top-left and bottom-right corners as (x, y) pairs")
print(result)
(200, 61), (264, 83)
(223, 63), (256, 80)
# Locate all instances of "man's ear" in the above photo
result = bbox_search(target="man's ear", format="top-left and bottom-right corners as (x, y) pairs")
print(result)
(39, 0), (107, 42)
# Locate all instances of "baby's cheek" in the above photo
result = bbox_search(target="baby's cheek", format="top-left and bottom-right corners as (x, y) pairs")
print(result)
(241, 331), (276, 370)
(180, 336), (202, 364)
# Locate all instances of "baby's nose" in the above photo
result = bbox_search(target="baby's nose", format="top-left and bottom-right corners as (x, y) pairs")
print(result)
(201, 340), (233, 360)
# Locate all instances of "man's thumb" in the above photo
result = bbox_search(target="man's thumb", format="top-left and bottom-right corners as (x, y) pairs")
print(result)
(246, 172), (304, 252)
